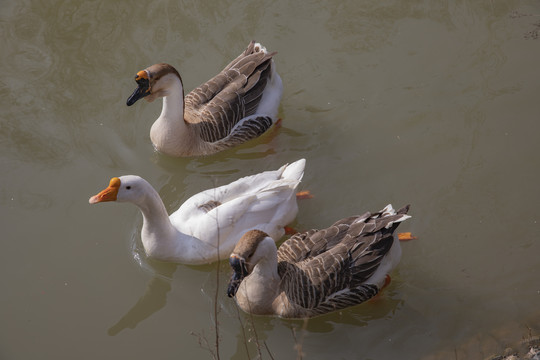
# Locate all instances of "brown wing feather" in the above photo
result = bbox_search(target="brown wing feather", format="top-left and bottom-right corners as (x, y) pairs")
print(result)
(276, 206), (410, 314)
(277, 213), (371, 264)
(184, 41), (276, 144)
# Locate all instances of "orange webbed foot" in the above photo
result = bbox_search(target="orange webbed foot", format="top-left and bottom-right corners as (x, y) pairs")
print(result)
(382, 274), (392, 289)
(296, 190), (313, 200)
(398, 232), (417, 241)
(284, 226), (297, 235)
(274, 118), (283, 128)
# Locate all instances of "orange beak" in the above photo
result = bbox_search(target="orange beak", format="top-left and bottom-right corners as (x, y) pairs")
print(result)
(89, 177), (121, 204)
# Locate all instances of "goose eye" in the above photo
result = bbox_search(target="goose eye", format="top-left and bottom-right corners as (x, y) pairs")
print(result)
(126, 186), (131, 190)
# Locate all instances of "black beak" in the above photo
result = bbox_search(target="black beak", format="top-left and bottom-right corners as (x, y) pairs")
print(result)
(126, 78), (150, 106)
(227, 255), (248, 298)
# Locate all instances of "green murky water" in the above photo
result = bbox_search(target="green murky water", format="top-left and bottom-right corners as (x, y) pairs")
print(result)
(1, 0), (540, 358)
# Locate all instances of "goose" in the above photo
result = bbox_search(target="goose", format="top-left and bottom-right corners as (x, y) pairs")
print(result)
(227, 204), (411, 318)
(88, 159), (305, 264)
(126, 41), (283, 157)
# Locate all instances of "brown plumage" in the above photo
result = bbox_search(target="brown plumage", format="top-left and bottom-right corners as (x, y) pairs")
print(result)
(227, 205), (411, 318)
(126, 41), (282, 157)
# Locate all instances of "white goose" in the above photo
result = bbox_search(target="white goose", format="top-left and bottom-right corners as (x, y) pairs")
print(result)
(88, 159), (305, 264)
(227, 205), (411, 318)
(126, 41), (283, 157)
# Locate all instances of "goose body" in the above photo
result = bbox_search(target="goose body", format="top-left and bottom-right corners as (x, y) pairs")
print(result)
(88, 159), (305, 265)
(227, 205), (411, 318)
(127, 41), (283, 157)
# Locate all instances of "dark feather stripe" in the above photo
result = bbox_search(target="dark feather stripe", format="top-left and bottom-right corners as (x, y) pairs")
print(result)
(183, 41), (276, 144)
(198, 200), (222, 212)
(214, 116), (273, 148)
(274, 206), (410, 317)
(307, 285), (379, 317)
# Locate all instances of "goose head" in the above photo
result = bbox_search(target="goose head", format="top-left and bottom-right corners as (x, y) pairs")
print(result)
(126, 63), (182, 106)
(89, 175), (150, 205)
(227, 229), (272, 297)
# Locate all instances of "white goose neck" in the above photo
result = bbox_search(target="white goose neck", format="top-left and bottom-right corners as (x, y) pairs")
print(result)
(251, 238), (280, 280)
(236, 238), (280, 314)
(134, 187), (179, 256)
(137, 189), (172, 232)
(130, 184), (220, 264)
(159, 74), (185, 122)
(150, 73), (198, 156)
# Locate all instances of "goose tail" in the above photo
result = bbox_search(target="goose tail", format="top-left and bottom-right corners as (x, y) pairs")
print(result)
(281, 159), (306, 182)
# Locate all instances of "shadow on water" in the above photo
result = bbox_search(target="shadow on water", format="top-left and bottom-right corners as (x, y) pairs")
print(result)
(107, 225), (219, 337)
(149, 119), (306, 175)
(107, 257), (179, 336)
(228, 291), (404, 359)
(107, 275), (172, 336)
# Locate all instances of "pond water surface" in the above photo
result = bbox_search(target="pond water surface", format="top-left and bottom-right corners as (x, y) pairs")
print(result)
(1, 0), (540, 359)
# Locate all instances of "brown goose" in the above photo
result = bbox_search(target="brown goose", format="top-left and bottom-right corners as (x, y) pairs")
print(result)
(227, 205), (411, 318)
(126, 41), (282, 157)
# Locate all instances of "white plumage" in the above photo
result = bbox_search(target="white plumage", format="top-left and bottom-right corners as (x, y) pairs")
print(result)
(89, 159), (305, 264)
